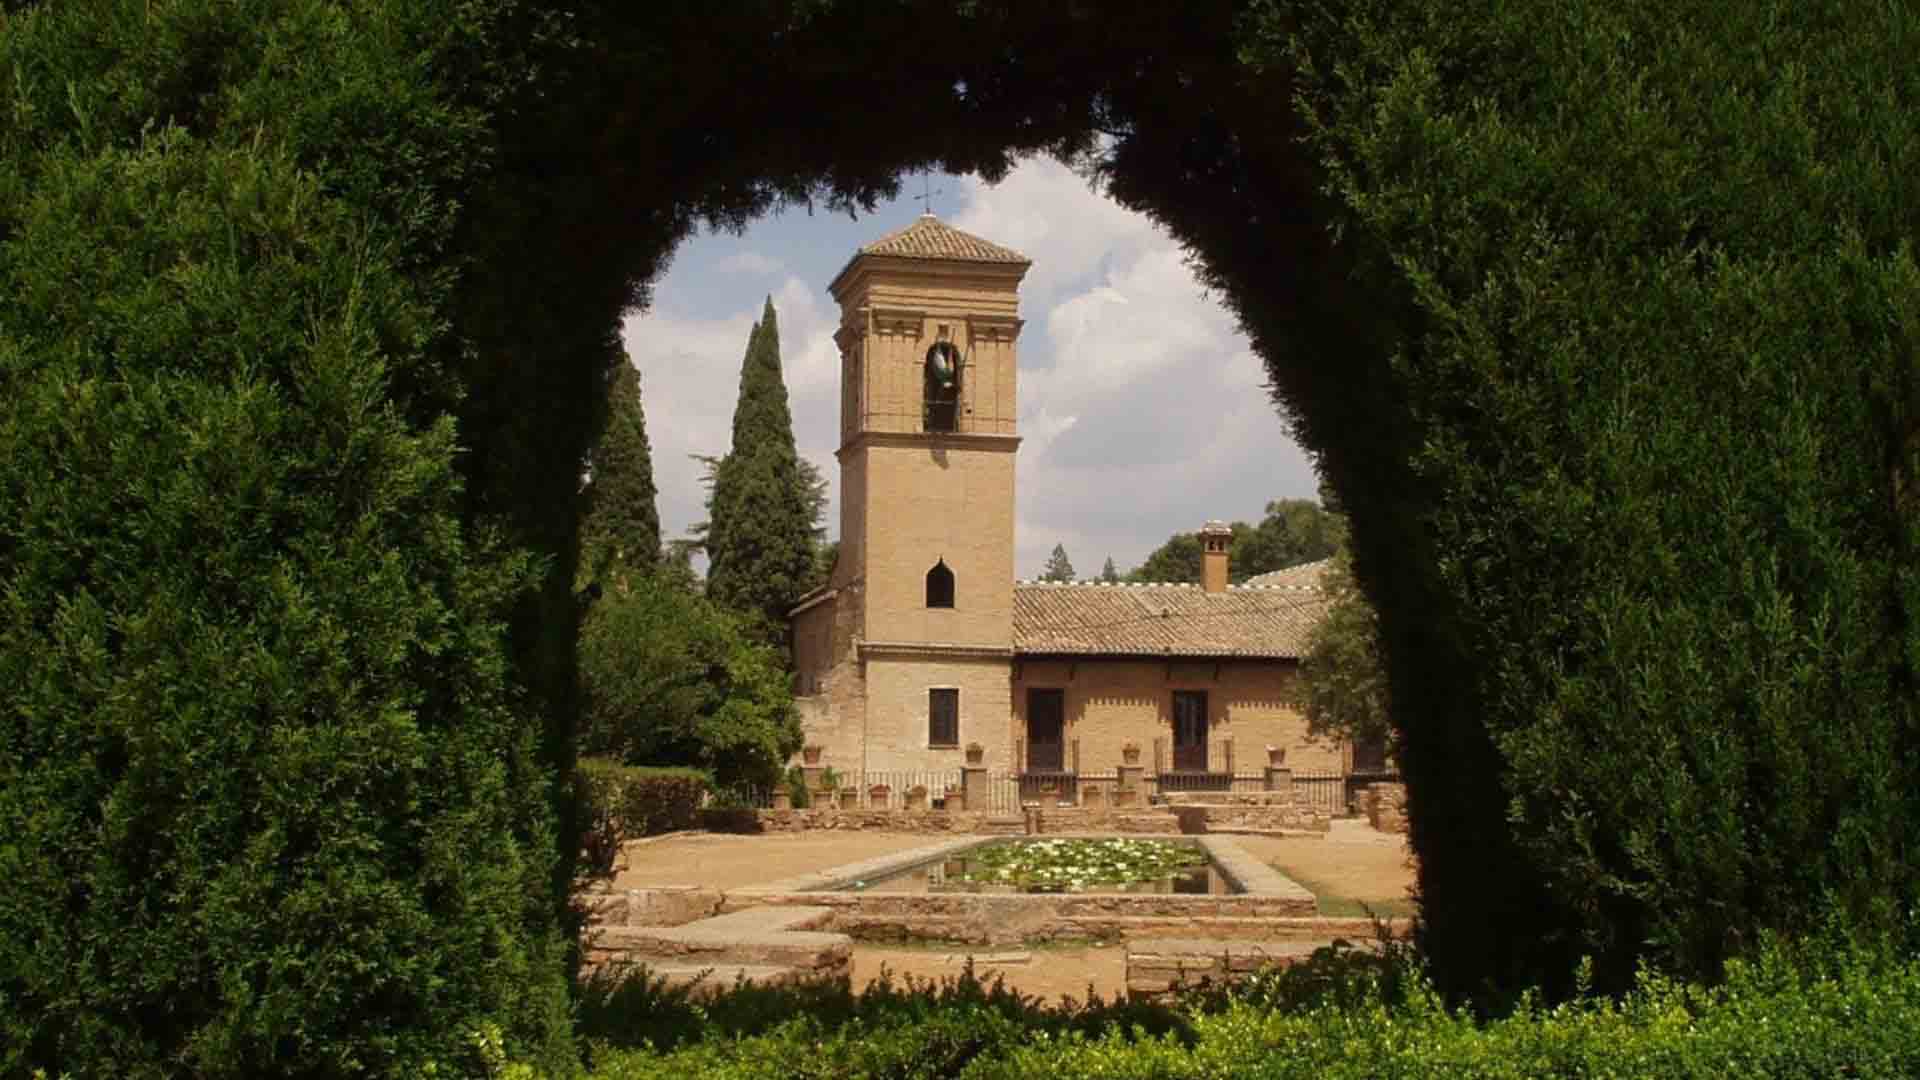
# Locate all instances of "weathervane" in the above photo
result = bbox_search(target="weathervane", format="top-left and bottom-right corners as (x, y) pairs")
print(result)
(913, 171), (943, 217)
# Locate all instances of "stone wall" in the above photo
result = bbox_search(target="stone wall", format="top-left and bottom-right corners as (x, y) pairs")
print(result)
(701, 806), (1191, 836)
(1013, 657), (1348, 778)
(1362, 782), (1407, 834)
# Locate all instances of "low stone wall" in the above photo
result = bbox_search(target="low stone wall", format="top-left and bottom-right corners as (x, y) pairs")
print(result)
(1361, 783), (1408, 834)
(1126, 938), (1320, 997)
(1164, 792), (1332, 834)
(701, 808), (1026, 835)
(725, 836), (1322, 946)
(582, 884), (724, 928)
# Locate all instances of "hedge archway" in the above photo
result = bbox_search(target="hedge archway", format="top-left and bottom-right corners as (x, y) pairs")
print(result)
(5, 0), (1918, 1072)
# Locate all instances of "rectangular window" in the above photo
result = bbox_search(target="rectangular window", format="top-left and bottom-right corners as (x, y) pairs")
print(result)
(929, 688), (959, 748)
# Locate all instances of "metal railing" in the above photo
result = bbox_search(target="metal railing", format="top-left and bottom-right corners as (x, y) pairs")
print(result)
(716, 765), (1397, 817)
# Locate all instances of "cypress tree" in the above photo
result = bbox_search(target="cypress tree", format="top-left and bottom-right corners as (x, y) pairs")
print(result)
(1040, 544), (1077, 582)
(1100, 556), (1121, 583)
(706, 298), (816, 639)
(582, 357), (661, 584)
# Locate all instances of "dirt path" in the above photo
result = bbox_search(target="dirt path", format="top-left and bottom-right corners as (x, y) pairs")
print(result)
(1232, 819), (1416, 914)
(612, 831), (946, 891)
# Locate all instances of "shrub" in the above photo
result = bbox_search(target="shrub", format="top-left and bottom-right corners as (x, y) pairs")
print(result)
(578, 574), (801, 788)
(579, 759), (711, 874)
(583, 937), (1920, 1079)
(0, 5), (574, 1074)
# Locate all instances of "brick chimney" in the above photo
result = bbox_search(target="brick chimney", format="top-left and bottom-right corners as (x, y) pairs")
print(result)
(1199, 520), (1232, 594)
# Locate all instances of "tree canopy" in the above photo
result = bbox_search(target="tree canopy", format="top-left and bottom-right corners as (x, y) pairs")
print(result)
(580, 358), (661, 583)
(577, 575), (800, 787)
(1040, 544), (1077, 582)
(1129, 499), (1341, 583)
(705, 299), (818, 640)
(1294, 553), (1391, 759)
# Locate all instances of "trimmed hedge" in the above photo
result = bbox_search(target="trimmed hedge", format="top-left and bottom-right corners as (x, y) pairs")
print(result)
(579, 759), (711, 873)
(579, 938), (1920, 1079)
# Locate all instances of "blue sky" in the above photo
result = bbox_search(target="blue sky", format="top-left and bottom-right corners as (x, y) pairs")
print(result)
(621, 158), (1319, 579)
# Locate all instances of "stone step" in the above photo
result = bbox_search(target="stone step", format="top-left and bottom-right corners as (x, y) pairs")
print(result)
(687, 904), (836, 934)
(590, 923), (850, 970)
(640, 963), (815, 994)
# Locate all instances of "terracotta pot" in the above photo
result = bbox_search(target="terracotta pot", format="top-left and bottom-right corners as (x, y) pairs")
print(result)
(964, 744), (985, 764)
(801, 745), (823, 765)
(1121, 745), (1141, 764)
(1267, 746), (1286, 766)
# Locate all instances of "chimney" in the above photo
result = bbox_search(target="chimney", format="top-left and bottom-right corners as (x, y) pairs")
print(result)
(1200, 520), (1232, 594)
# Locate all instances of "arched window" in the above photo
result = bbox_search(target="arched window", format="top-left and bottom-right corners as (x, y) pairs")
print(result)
(924, 340), (962, 432)
(926, 558), (955, 608)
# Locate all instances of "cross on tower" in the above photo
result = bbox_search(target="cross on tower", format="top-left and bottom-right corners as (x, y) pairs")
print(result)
(913, 172), (943, 216)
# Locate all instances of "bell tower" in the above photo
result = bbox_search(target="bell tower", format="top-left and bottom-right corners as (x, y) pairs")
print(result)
(827, 214), (1028, 652)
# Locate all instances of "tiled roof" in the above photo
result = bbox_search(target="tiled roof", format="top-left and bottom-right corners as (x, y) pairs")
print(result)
(1012, 582), (1328, 659)
(1242, 559), (1333, 591)
(858, 214), (1030, 265)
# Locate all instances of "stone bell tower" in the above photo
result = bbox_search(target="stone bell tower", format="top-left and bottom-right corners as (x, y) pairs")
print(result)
(796, 214), (1029, 772)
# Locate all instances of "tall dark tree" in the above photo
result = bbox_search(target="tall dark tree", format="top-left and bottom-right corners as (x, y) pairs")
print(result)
(1100, 556), (1121, 583)
(581, 357), (661, 583)
(1040, 544), (1077, 582)
(705, 299), (816, 639)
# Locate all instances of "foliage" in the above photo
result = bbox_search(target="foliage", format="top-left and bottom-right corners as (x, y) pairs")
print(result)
(937, 838), (1208, 891)
(1129, 531), (1205, 583)
(1099, 556), (1121, 583)
(1231, 498), (1344, 579)
(1242, 0), (1920, 995)
(0, 3), (577, 1074)
(705, 299), (817, 640)
(785, 765), (813, 809)
(580, 935), (1920, 1079)
(1293, 552), (1392, 753)
(578, 574), (801, 786)
(576, 962), (1188, 1072)
(1131, 500), (1341, 583)
(581, 358), (662, 584)
(1039, 543), (1077, 582)
(577, 760), (711, 875)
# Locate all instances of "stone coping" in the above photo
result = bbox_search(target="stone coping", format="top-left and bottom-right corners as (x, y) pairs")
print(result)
(734, 835), (1311, 903)
(1196, 836), (1315, 904)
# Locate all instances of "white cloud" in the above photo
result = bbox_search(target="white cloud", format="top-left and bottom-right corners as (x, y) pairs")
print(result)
(715, 251), (784, 276)
(621, 157), (1317, 581)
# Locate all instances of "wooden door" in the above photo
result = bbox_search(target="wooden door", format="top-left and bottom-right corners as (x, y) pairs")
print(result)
(1172, 690), (1209, 772)
(1026, 689), (1066, 771)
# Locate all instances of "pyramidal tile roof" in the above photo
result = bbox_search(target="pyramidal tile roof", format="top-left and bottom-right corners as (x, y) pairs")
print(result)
(858, 214), (1030, 265)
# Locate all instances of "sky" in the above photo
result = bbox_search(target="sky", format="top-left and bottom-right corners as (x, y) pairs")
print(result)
(620, 157), (1319, 580)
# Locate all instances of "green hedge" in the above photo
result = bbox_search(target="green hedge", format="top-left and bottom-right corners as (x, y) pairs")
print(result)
(579, 759), (711, 873)
(578, 939), (1920, 1079)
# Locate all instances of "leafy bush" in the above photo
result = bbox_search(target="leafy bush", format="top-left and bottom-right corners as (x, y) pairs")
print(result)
(578, 574), (801, 787)
(0, 5), (574, 1075)
(583, 937), (1920, 1079)
(1249, 0), (1920, 994)
(579, 759), (710, 873)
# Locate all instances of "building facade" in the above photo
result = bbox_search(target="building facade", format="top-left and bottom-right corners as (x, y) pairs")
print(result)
(790, 215), (1347, 785)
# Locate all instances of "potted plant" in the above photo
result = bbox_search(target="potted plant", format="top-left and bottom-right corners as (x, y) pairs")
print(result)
(869, 783), (892, 808)
(1121, 741), (1141, 765)
(964, 742), (985, 765)
(1266, 744), (1286, 767)
(801, 744), (824, 765)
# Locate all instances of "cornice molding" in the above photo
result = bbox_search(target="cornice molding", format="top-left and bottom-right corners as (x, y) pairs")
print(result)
(858, 639), (1015, 660)
(836, 430), (1022, 459)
